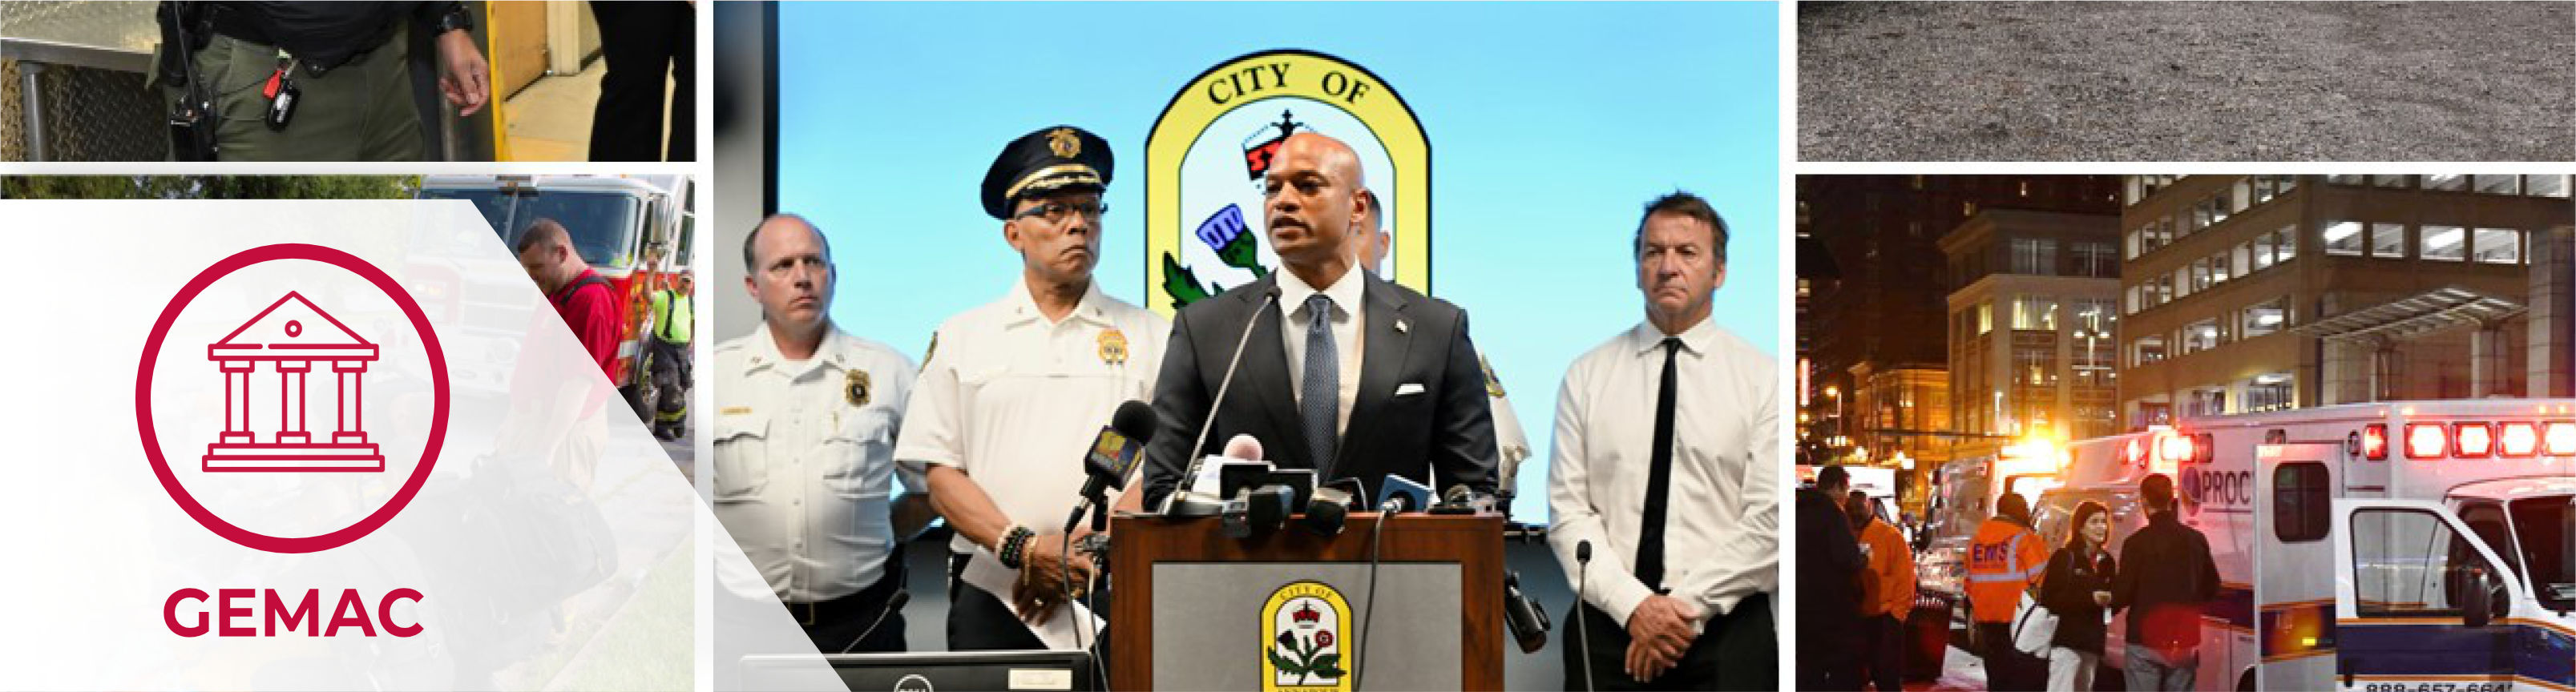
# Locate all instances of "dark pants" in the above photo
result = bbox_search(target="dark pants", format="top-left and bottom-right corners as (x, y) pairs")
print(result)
(1855, 614), (1903, 691)
(647, 337), (690, 436)
(946, 552), (1114, 654)
(794, 545), (909, 654)
(1563, 593), (1775, 691)
(586, 1), (694, 161)
(1976, 622), (2043, 692)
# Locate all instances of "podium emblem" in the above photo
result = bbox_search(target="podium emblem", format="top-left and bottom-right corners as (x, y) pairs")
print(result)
(1261, 580), (1354, 691)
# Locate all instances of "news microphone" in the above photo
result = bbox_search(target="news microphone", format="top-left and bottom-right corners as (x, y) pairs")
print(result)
(1431, 484), (1496, 515)
(1503, 570), (1552, 654)
(1575, 540), (1597, 692)
(1298, 481), (1359, 537)
(1161, 285), (1283, 516)
(1064, 400), (1158, 533)
(841, 587), (911, 654)
(1375, 474), (1434, 514)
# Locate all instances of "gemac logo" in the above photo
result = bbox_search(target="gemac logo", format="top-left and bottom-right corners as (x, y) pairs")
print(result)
(135, 243), (450, 638)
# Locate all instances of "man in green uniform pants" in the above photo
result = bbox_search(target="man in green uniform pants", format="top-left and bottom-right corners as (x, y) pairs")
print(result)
(154, 2), (490, 161)
(646, 273), (694, 440)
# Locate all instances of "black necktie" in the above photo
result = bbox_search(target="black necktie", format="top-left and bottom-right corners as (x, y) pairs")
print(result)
(1636, 336), (1682, 590)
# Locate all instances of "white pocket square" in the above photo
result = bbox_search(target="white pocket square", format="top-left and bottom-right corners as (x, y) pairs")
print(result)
(1395, 383), (1427, 396)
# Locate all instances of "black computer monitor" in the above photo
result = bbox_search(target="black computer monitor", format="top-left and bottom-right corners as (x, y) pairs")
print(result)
(739, 650), (1096, 692)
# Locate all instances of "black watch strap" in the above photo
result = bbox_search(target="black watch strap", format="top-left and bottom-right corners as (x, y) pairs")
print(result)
(434, 6), (473, 35)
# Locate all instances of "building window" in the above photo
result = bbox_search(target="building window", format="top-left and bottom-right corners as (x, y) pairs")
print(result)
(1976, 301), (1993, 335)
(2324, 220), (2364, 256)
(2273, 226), (2299, 264)
(2182, 320), (2221, 354)
(2533, 175), (2570, 198)
(2473, 227), (2521, 264)
(2326, 175), (2365, 186)
(2209, 250), (2233, 284)
(2242, 297), (2287, 338)
(2011, 238), (2057, 276)
(1964, 201), (1978, 218)
(2246, 238), (2273, 272)
(2371, 175), (2411, 189)
(2186, 388), (2227, 416)
(2370, 222), (2408, 259)
(2014, 346), (2057, 387)
(2422, 225), (2467, 261)
(2250, 175), (2295, 205)
(2073, 242), (2118, 278)
(2132, 336), (2166, 366)
(2247, 373), (2294, 412)
(2013, 296), (2058, 331)
(2476, 175), (2520, 195)
(2425, 174), (2469, 191)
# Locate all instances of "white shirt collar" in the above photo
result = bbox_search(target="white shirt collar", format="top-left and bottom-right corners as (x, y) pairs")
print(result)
(1003, 276), (1113, 328)
(1631, 312), (1717, 357)
(744, 320), (860, 374)
(1278, 264), (1366, 320)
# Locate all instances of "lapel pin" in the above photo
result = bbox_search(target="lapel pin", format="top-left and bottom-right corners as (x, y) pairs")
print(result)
(1395, 319), (1410, 334)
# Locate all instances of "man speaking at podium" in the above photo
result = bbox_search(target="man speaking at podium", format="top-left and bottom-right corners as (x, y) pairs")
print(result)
(1138, 131), (1497, 509)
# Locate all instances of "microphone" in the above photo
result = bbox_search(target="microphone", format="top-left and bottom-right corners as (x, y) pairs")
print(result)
(1430, 484), (1496, 515)
(1297, 480), (1361, 537)
(1375, 474), (1434, 514)
(1502, 570), (1552, 654)
(1574, 540), (1597, 692)
(1223, 433), (1264, 462)
(1063, 400), (1159, 534)
(1161, 285), (1283, 516)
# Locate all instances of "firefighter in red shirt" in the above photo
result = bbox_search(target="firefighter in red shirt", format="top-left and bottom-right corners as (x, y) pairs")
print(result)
(516, 218), (623, 380)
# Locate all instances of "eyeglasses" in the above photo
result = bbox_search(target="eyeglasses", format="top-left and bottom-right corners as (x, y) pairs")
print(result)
(1013, 199), (1108, 223)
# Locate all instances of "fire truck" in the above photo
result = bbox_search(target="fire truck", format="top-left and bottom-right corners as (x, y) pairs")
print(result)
(415, 175), (694, 420)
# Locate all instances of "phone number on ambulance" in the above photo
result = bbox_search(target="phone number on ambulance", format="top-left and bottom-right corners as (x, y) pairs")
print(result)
(2363, 682), (2510, 692)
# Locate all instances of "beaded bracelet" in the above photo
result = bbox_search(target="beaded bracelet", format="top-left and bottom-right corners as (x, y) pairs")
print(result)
(998, 525), (1036, 569)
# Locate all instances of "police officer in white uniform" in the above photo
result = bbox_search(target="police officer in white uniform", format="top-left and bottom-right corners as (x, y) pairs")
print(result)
(1351, 190), (1532, 514)
(1549, 192), (1777, 690)
(896, 126), (1169, 650)
(713, 214), (935, 654)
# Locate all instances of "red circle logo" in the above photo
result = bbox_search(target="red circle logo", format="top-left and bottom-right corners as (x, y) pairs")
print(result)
(135, 244), (450, 554)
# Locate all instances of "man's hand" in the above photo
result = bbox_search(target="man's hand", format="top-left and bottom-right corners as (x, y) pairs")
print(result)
(433, 29), (490, 116)
(1009, 536), (1094, 626)
(1624, 595), (1699, 681)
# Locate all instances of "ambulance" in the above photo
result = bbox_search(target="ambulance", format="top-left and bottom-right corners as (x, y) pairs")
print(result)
(1918, 441), (2072, 632)
(2203, 400), (2576, 692)
(2029, 400), (2576, 690)
(2029, 427), (2238, 688)
(415, 175), (695, 417)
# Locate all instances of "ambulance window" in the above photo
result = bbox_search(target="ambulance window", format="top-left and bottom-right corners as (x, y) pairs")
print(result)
(2507, 497), (2574, 611)
(2461, 503), (2521, 579)
(2273, 463), (2328, 541)
(2350, 509), (2501, 617)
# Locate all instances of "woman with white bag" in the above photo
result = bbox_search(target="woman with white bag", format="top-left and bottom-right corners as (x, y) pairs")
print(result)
(2037, 501), (2118, 691)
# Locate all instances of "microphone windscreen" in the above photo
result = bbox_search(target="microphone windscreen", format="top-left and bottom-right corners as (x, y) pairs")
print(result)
(1577, 540), (1593, 562)
(1110, 400), (1157, 441)
(1225, 434), (1265, 462)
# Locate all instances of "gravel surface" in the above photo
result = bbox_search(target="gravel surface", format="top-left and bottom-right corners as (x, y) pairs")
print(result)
(1799, 1), (2575, 161)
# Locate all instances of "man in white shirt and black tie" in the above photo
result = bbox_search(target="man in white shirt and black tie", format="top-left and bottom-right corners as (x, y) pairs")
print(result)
(1548, 192), (1778, 690)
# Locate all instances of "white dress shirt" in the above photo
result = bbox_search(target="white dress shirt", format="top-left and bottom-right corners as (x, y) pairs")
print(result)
(711, 323), (923, 603)
(1547, 315), (1779, 631)
(1277, 265), (1366, 440)
(894, 278), (1168, 557)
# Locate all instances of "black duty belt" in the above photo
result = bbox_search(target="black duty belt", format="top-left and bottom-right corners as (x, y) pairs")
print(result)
(200, 5), (388, 74)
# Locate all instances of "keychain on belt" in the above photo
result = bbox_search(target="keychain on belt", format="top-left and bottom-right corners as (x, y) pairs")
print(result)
(260, 49), (300, 131)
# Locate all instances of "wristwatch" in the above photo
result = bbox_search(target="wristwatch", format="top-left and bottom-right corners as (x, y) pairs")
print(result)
(434, 6), (474, 36)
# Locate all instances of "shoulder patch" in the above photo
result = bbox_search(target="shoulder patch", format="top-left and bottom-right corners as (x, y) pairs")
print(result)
(1480, 354), (1505, 399)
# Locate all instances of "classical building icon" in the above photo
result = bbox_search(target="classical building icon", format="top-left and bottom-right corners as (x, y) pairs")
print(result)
(203, 292), (383, 472)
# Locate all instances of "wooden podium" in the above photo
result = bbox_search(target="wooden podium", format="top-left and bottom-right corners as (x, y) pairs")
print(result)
(1108, 512), (1504, 690)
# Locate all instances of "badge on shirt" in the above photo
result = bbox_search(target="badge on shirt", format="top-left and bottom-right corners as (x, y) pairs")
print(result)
(923, 332), (940, 366)
(1480, 355), (1506, 399)
(846, 369), (872, 407)
(1097, 328), (1129, 364)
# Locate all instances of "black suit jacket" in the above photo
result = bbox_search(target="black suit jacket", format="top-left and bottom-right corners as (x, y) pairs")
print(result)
(1141, 271), (1497, 507)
